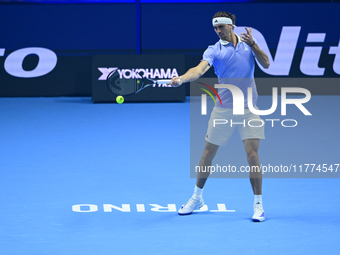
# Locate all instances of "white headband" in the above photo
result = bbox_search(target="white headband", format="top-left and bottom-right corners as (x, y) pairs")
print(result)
(212, 17), (236, 27)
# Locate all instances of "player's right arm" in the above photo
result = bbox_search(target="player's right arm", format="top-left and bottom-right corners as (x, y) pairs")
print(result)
(170, 60), (211, 86)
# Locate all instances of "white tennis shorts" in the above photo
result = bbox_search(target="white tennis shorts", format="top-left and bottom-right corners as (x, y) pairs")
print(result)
(205, 106), (265, 146)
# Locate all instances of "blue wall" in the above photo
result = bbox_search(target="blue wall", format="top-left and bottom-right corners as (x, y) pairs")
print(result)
(1, 2), (339, 53)
(0, 2), (339, 96)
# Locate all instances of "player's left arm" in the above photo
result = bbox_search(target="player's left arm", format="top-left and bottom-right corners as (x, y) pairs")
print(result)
(240, 27), (270, 69)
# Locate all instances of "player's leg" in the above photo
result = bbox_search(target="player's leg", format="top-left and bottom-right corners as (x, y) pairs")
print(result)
(196, 141), (219, 188)
(244, 139), (262, 195)
(244, 139), (265, 222)
(178, 107), (233, 216)
(178, 141), (219, 215)
(238, 107), (265, 222)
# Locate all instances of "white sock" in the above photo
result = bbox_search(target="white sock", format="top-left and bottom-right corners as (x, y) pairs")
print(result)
(192, 185), (203, 199)
(254, 195), (262, 206)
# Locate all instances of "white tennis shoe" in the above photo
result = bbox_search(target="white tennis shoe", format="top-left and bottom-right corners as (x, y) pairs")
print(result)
(252, 203), (265, 222)
(178, 197), (204, 215)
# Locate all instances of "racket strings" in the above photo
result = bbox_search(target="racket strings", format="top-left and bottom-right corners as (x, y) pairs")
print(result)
(107, 72), (143, 96)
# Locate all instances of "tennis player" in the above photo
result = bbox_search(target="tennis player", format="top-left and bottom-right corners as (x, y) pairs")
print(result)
(169, 11), (270, 222)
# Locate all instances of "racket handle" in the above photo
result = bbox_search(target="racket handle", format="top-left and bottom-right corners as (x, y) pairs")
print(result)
(156, 79), (172, 85)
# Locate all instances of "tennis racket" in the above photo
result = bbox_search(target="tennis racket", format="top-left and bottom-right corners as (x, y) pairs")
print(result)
(106, 70), (172, 96)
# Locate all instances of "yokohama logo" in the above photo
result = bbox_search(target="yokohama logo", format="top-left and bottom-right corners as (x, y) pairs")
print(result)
(98, 67), (179, 80)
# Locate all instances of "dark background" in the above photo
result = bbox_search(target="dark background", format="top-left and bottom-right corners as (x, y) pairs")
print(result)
(0, 0), (339, 97)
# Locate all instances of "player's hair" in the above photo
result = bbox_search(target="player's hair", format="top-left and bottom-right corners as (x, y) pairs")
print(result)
(213, 11), (236, 26)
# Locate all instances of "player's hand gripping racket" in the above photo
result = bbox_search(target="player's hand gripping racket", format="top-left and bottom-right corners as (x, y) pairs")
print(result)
(106, 70), (173, 96)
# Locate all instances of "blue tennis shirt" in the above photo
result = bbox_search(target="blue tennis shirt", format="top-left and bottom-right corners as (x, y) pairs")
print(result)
(202, 34), (258, 109)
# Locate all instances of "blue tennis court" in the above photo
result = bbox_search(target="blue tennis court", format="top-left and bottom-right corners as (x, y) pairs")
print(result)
(1, 96), (339, 255)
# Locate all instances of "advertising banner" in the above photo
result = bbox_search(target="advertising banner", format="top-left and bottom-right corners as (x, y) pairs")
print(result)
(91, 54), (186, 102)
